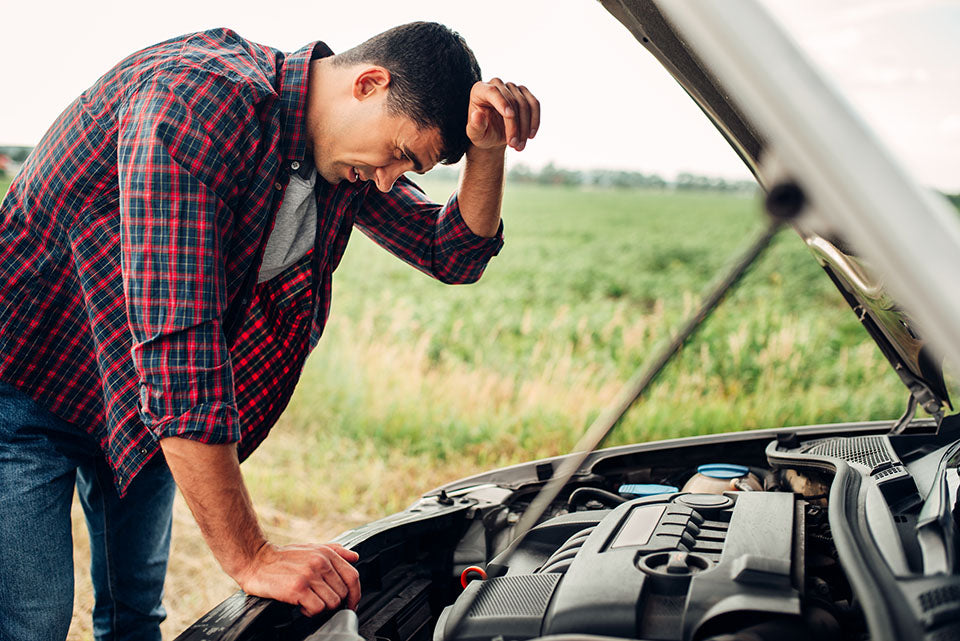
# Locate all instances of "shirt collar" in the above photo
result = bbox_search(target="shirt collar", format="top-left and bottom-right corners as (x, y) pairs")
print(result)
(277, 40), (334, 164)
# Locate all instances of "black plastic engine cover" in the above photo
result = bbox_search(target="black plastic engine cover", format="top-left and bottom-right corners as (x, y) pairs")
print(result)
(436, 492), (802, 641)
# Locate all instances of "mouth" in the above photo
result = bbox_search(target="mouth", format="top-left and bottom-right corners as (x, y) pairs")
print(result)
(348, 166), (362, 183)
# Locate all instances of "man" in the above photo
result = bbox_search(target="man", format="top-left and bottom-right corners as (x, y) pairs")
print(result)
(0, 22), (539, 640)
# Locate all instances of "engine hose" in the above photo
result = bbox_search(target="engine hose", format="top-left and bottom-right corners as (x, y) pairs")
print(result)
(747, 466), (778, 490)
(567, 487), (627, 509)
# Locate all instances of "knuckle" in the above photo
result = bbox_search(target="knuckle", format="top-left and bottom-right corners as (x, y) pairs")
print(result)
(292, 577), (310, 594)
(321, 590), (342, 608)
(312, 558), (333, 575)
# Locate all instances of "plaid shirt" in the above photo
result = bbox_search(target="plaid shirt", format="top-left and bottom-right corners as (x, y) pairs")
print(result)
(0, 29), (502, 496)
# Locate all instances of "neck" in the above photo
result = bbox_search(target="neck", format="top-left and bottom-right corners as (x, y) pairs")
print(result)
(305, 58), (338, 156)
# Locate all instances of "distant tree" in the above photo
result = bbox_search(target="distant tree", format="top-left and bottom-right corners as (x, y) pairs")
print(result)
(675, 172), (712, 190)
(507, 163), (536, 183)
(539, 162), (582, 186)
(507, 161), (755, 192)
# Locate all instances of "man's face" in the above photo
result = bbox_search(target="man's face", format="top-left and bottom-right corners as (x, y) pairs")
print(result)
(311, 91), (445, 193)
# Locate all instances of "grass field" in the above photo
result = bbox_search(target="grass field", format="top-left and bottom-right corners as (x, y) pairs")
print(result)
(0, 172), (945, 637)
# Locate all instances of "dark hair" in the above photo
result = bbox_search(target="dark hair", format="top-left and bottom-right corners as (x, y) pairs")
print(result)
(333, 22), (481, 165)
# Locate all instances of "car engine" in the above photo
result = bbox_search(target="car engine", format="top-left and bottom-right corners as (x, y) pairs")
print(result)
(433, 468), (847, 641)
(436, 492), (823, 641)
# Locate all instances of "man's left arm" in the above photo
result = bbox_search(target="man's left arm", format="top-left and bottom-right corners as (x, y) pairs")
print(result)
(456, 78), (540, 238)
(353, 79), (539, 282)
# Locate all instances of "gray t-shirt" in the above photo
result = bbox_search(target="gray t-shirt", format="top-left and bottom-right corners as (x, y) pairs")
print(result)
(257, 160), (317, 283)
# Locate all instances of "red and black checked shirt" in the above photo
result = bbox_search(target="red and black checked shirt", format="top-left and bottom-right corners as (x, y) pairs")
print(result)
(0, 29), (502, 496)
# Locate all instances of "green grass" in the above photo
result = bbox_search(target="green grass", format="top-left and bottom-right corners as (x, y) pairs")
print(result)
(0, 173), (927, 517)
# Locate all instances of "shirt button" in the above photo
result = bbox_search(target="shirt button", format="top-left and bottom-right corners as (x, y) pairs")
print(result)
(290, 161), (300, 171)
(274, 182), (283, 190)
(139, 447), (148, 455)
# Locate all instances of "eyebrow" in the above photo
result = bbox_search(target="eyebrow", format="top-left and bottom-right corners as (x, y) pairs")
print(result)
(402, 146), (424, 173)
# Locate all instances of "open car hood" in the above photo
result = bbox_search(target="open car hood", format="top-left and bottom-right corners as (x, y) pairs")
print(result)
(599, 0), (955, 421)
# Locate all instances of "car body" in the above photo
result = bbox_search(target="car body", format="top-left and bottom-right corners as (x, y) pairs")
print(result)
(175, 2), (960, 640)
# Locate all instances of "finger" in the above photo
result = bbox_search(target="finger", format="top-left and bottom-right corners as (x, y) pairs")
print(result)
(311, 554), (350, 600)
(329, 544), (360, 563)
(519, 85), (541, 139)
(327, 550), (362, 609)
(469, 108), (488, 138)
(297, 585), (328, 617)
(484, 79), (519, 148)
(310, 582), (343, 611)
(506, 82), (531, 149)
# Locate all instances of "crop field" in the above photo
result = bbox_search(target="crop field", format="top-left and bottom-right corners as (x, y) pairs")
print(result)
(0, 173), (940, 637)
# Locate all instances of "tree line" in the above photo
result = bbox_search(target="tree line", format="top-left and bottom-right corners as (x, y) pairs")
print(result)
(510, 162), (759, 192)
(427, 161), (756, 193)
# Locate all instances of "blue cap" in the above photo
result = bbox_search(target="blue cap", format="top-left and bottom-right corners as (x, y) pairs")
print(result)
(618, 483), (679, 497)
(697, 463), (749, 479)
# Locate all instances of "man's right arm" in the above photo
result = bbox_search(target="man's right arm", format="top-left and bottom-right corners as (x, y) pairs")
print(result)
(118, 72), (359, 615)
(160, 437), (360, 614)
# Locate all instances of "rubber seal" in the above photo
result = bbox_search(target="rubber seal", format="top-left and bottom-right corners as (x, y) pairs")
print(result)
(460, 565), (487, 589)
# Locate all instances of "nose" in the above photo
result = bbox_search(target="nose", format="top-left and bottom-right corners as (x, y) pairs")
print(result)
(374, 163), (407, 193)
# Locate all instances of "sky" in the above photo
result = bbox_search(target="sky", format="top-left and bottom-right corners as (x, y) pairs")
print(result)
(1, 0), (957, 191)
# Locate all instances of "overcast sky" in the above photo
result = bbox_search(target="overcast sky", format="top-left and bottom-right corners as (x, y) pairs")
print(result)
(1, 0), (957, 191)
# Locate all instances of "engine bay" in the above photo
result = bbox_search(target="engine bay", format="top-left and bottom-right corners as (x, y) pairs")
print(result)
(174, 421), (960, 641)
(438, 490), (835, 641)
(433, 460), (852, 641)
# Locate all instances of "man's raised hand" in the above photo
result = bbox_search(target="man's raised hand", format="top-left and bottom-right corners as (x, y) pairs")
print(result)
(466, 79), (540, 152)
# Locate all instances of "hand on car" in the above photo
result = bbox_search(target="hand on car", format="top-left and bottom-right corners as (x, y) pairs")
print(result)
(236, 541), (361, 616)
(466, 79), (540, 152)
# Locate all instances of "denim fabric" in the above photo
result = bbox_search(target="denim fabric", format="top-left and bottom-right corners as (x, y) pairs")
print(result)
(0, 383), (175, 641)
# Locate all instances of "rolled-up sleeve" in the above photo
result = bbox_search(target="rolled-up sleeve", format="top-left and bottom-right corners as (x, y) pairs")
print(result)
(117, 72), (244, 444)
(354, 176), (504, 284)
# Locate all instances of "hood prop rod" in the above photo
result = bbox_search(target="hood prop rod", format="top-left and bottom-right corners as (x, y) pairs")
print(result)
(889, 393), (919, 436)
(448, 218), (781, 639)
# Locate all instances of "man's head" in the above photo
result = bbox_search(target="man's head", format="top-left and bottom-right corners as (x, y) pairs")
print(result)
(306, 22), (482, 191)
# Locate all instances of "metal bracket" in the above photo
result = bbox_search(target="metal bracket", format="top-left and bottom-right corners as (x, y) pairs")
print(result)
(889, 394), (918, 435)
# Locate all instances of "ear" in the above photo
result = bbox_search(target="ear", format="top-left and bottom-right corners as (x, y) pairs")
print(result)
(352, 66), (391, 101)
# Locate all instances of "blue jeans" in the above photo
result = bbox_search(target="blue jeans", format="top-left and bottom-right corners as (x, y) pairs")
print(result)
(0, 382), (176, 641)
